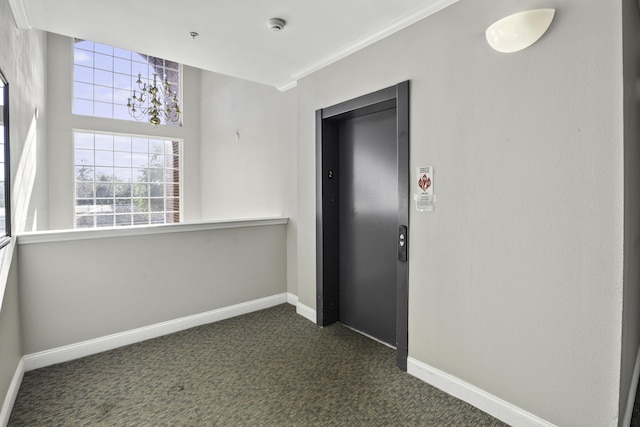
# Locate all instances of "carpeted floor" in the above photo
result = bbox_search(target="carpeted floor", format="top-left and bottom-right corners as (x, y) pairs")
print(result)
(9, 304), (507, 426)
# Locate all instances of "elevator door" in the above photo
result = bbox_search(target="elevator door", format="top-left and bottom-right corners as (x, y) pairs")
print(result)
(338, 107), (398, 346)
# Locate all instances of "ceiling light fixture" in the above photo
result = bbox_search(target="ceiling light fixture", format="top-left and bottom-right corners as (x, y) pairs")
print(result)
(267, 18), (286, 32)
(127, 73), (181, 126)
(485, 9), (555, 53)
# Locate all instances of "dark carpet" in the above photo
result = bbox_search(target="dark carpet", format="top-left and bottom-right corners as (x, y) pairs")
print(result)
(9, 304), (507, 426)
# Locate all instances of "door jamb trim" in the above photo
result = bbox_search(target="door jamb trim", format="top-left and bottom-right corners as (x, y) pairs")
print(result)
(315, 81), (410, 370)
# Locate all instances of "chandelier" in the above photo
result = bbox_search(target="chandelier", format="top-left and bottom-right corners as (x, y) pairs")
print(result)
(127, 73), (181, 126)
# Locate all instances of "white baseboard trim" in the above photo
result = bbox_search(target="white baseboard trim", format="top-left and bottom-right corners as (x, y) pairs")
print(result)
(407, 357), (556, 427)
(296, 302), (316, 324)
(23, 293), (289, 372)
(286, 293), (298, 306)
(0, 357), (24, 427)
(623, 344), (640, 427)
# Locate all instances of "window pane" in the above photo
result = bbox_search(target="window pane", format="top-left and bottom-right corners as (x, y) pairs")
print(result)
(132, 153), (148, 167)
(150, 154), (164, 168)
(134, 183), (148, 197)
(114, 184), (132, 198)
(165, 198), (179, 211)
(165, 184), (179, 197)
(133, 213), (149, 225)
(132, 138), (148, 153)
(94, 69), (113, 87)
(76, 166), (94, 181)
(114, 47), (131, 60)
(74, 65), (94, 84)
(74, 48), (93, 66)
(94, 53), (113, 71)
(94, 85), (113, 103)
(75, 133), (94, 149)
(114, 136), (131, 152)
(133, 199), (148, 213)
(114, 151), (131, 167)
(96, 215), (115, 227)
(149, 183), (163, 197)
(74, 82), (93, 100)
(75, 149), (94, 166)
(149, 169), (163, 182)
(114, 167), (132, 181)
(94, 43), (113, 55)
(150, 213), (164, 224)
(74, 99), (94, 116)
(95, 151), (113, 167)
(116, 215), (132, 226)
(74, 131), (181, 228)
(94, 101), (113, 118)
(73, 39), (181, 126)
(95, 183), (113, 198)
(113, 58), (132, 76)
(76, 215), (94, 228)
(114, 88), (130, 105)
(115, 198), (132, 212)
(76, 182), (94, 198)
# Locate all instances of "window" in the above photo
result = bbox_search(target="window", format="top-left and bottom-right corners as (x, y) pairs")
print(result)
(0, 70), (10, 247)
(73, 39), (181, 126)
(74, 131), (181, 228)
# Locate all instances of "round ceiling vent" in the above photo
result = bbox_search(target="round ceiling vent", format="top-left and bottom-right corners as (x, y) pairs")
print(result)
(267, 18), (286, 32)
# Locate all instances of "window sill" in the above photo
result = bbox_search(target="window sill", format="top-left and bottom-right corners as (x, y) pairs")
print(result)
(17, 217), (288, 245)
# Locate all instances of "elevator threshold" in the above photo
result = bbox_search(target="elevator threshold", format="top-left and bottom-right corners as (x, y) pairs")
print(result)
(340, 322), (397, 350)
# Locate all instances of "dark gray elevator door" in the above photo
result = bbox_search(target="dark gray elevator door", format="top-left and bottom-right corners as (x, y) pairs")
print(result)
(338, 108), (397, 346)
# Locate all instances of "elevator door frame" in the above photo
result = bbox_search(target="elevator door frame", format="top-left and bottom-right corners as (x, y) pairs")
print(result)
(315, 81), (410, 370)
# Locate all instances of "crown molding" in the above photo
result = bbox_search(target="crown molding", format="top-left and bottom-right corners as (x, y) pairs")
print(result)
(290, 0), (460, 83)
(276, 80), (298, 92)
(7, 0), (31, 29)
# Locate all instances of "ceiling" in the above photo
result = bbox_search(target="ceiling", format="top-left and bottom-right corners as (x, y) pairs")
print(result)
(12, 0), (459, 90)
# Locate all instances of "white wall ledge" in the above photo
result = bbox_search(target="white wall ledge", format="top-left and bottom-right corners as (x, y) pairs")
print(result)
(17, 217), (288, 245)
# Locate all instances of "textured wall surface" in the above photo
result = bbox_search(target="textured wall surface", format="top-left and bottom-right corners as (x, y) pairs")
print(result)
(296, 1), (623, 425)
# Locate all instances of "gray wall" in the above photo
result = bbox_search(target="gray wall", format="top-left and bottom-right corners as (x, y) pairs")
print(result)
(198, 72), (298, 296)
(296, 1), (623, 425)
(0, 246), (20, 418)
(0, 0), (47, 413)
(621, 0), (640, 423)
(18, 224), (287, 354)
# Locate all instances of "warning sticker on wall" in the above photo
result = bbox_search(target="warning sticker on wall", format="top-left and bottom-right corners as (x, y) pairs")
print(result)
(417, 166), (433, 195)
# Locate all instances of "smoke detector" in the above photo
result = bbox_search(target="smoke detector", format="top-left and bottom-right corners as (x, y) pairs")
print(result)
(267, 18), (286, 32)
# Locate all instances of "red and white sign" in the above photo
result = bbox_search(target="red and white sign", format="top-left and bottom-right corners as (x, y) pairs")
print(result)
(417, 166), (433, 195)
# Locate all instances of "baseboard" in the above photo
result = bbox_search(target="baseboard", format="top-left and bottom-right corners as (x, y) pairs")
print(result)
(286, 293), (298, 306)
(0, 357), (24, 427)
(623, 344), (640, 427)
(407, 357), (556, 427)
(23, 293), (289, 372)
(296, 301), (316, 324)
